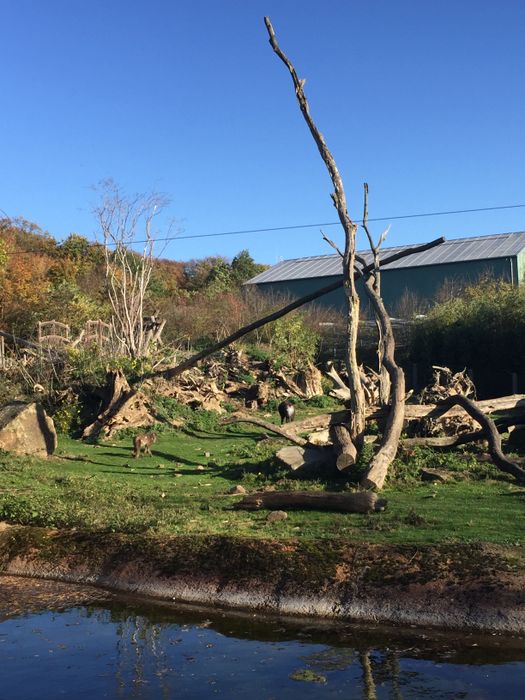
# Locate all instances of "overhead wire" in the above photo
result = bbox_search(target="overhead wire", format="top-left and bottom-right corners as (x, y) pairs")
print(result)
(1, 202), (525, 256)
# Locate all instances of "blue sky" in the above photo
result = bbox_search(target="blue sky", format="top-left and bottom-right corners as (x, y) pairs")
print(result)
(1, 0), (524, 264)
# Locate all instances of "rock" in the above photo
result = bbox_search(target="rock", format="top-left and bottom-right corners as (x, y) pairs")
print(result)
(0, 402), (57, 457)
(204, 452), (211, 458)
(229, 485), (247, 495)
(266, 510), (288, 523)
(196, 465), (206, 471)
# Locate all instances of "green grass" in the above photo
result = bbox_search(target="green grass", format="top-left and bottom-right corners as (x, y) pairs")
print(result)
(0, 417), (524, 545)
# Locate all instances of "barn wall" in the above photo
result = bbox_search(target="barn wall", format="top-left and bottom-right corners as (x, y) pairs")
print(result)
(252, 257), (518, 318)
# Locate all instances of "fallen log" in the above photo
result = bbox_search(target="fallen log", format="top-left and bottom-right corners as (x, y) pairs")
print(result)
(233, 490), (386, 513)
(286, 394), (525, 435)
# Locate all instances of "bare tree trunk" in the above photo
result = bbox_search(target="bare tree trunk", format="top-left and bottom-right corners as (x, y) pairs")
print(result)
(265, 16), (368, 447)
(360, 276), (405, 490)
(362, 183), (391, 405)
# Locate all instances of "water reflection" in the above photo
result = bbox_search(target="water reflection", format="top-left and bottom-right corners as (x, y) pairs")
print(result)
(1, 598), (524, 699)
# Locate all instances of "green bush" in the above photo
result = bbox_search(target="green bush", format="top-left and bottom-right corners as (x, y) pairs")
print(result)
(410, 280), (525, 373)
(270, 314), (319, 369)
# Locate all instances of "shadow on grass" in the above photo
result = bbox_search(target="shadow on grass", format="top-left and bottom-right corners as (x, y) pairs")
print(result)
(181, 427), (263, 441)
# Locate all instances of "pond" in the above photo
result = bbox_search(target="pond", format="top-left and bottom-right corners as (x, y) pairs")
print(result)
(1, 590), (524, 699)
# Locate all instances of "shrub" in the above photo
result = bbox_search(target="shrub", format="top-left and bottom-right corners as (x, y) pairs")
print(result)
(410, 280), (525, 374)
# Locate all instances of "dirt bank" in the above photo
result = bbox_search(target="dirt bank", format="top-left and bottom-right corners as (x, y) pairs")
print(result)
(1, 523), (524, 633)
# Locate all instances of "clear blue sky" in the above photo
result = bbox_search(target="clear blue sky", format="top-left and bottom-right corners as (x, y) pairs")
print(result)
(1, 0), (524, 264)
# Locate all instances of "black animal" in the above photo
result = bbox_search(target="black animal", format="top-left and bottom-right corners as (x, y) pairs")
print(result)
(278, 400), (295, 425)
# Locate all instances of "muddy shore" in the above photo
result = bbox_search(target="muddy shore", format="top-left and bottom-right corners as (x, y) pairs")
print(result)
(1, 523), (524, 633)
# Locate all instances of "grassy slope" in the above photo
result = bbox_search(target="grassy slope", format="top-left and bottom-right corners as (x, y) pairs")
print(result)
(0, 409), (524, 546)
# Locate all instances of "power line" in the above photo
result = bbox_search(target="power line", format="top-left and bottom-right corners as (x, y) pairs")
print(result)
(2, 202), (525, 256)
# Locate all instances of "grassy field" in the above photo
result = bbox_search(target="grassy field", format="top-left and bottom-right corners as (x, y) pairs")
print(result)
(0, 404), (524, 546)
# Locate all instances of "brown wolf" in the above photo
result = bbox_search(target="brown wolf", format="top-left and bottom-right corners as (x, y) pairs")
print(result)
(132, 432), (157, 458)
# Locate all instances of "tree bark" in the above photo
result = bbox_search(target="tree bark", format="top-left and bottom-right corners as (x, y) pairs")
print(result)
(234, 489), (386, 513)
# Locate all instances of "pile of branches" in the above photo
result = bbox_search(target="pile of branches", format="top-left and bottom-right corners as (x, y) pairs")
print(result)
(144, 346), (323, 413)
(417, 366), (477, 436)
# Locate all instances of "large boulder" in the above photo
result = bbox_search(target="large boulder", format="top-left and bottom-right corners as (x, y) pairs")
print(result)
(0, 402), (57, 457)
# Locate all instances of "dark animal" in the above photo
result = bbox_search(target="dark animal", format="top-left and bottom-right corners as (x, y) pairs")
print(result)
(132, 432), (157, 458)
(278, 400), (295, 425)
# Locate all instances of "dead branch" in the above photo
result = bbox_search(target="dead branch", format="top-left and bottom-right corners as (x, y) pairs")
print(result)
(324, 361), (351, 400)
(221, 413), (307, 447)
(441, 394), (525, 483)
(138, 237), (444, 384)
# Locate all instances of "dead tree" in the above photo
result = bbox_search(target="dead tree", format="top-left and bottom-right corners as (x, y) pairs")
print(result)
(95, 180), (170, 359)
(265, 17), (406, 489)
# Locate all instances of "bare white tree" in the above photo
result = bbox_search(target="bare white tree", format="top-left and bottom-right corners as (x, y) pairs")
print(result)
(94, 180), (169, 359)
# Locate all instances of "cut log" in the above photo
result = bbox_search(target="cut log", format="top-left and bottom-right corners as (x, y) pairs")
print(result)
(329, 424), (357, 471)
(234, 490), (386, 513)
(276, 445), (332, 471)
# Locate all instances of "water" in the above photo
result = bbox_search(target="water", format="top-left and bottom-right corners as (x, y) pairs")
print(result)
(1, 597), (525, 699)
